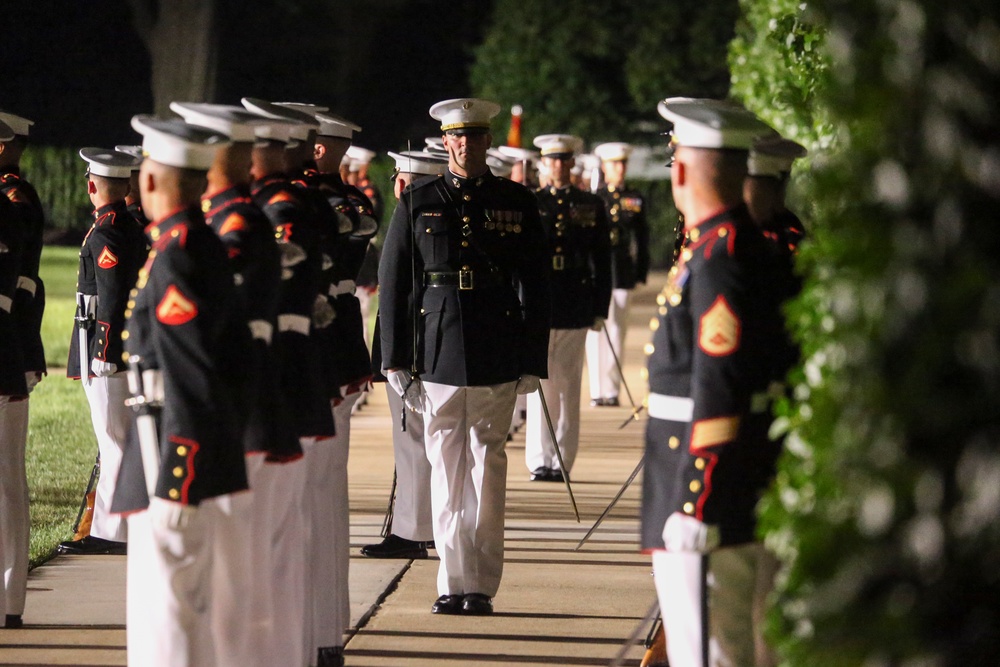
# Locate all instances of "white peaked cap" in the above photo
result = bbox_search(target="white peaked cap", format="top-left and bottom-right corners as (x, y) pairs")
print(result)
(170, 102), (266, 143)
(388, 150), (448, 176)
(114, 145), (144, 168)
(346, 145), (376, 163)
(497, 145), (540, 162)
(533, 134), (584, 157)
(313, 112), (361, 140)
(593, 142), (632, 162)
(242, 98), (318, 141)
(748, 135), (808, 177)
(0, 111), (33, 137)
(657, 98), (775, 150)
(130, 115), (229, 170)
(79, 148), (142, 178)
(486, 149), (515, 177)
(429, 98), (500, 132)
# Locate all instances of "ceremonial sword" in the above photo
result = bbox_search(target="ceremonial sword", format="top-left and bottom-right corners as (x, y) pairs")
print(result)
(536, 383), (580, 522)
(574, 454), (644, 550)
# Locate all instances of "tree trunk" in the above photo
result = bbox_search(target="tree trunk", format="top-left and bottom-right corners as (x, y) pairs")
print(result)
(128, 0), (218, 114)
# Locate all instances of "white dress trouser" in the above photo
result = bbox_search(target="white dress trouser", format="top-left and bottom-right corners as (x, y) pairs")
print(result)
(526, 327), (588, 474)
(0, 396), (30, 617)
(125, 492), (253, 667)
(586, 287), (631, 400)
(304, 390), (359, 660)
(83, 374), (131, 542)
(385, 386), (433, 542)
(261, 455), (307, 667)
(422, 381), (516, 597)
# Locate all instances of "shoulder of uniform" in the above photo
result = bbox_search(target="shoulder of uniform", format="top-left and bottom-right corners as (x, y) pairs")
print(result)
(406, 174), (444, 193)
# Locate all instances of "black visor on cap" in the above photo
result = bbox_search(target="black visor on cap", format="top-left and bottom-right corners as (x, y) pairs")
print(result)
(544, 152), (574, 161)
(445, 126), (489, 137)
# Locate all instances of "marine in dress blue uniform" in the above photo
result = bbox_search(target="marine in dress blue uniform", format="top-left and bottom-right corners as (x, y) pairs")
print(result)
(173, 102), (307, 667)
(0, 117), (29, 629)
(525, 134), (612, 481)
(0, 111), (43, 629)
(586, 142), (651, 407)
(111, 116), (253, 667)
(59, 148), (146, 556)
(281, 104), (371, 667)
(379, 98), (550, 615)
(642, 98), (785, 667)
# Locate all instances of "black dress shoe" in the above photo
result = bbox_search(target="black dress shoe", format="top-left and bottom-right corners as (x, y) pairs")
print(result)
(590, 398), (606, 407)
(431, 594), (465, 614)
(422, 540), (436, 550)
(5, 614), (23, 628)
(547, 469), (565, 483)
(360, 534), (428, 559)
(604, 396), (620, 407)
(56, 536), (127, 555)
(530, 466), (551, 481)
(316, 646), (344, 667)
(461, 593), (493, 616)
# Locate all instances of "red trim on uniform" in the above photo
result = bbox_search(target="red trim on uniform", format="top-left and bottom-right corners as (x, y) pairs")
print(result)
(203, 196), (252, 220)
(95, 210), (116, 227)
(146, 206), (187, 234)
(169, 435), (200, 504)
(96, 320), (111, 359)
(694, 452), (719, 521)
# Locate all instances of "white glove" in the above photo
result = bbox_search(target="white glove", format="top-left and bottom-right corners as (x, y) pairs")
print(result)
(278, 241), (307, 268)
(24, 371), (41, 393)
(387, 369), (425, 413)
(662, 512), (719, 554)
(591, 316), (605, 332)
(515, 374), (540, 395)
(148, 496), (199, 532)
(311, 294), (336, 328)
(91, 359), (117, 377)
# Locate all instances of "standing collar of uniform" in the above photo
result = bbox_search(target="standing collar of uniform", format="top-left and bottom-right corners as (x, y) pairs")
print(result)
(145, 204), (201, 241)
(203, 183), (252, 216)
(547, 184), (573, 196)
(250, 173), (288, 194)
(685, 204), (750, 242)
(93, 199), (128, 221)
(446, 169), (492, 190)
(1, 165), (22, 180)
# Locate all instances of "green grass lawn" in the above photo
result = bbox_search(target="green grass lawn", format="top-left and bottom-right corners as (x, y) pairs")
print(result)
(28, 245), (95, 567)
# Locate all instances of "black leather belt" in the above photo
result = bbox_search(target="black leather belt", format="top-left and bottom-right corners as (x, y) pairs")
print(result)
(425, 269), (506, 290)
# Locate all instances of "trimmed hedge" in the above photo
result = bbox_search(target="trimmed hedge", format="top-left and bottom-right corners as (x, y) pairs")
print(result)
(731, 0), (1000, 663)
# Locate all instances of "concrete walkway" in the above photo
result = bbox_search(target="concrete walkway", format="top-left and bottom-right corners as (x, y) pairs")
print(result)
(0, 276), (666, 667)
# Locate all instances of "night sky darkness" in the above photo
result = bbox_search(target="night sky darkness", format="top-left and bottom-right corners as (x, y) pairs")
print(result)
(5, 0), (494, 151)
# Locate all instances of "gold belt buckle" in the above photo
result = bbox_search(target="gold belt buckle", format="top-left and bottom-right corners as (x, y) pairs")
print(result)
(459, 269), (474, 290)
(552, 255), (565, 271)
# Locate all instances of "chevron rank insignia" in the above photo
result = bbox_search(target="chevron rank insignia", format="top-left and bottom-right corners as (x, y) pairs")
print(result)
(156, 285), (198, 325)
(97, 246), (119, 269)
(219, 213), (247, 236)
(698, 296), (740, 356)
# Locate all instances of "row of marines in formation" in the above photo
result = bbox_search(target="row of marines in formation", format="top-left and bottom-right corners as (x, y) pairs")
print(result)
(0, 92), (806, 667)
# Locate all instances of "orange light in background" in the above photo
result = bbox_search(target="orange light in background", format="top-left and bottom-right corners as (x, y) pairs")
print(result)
(506, 104), (522, 148)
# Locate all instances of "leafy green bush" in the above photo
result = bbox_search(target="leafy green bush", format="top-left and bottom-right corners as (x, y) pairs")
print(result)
(731, 0), (1000, 663)
(21, 146), (92, 232)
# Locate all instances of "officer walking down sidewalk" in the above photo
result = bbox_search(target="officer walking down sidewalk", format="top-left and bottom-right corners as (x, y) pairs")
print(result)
(525, 134), (611, 482)
(642, 98), (784, 667)
(111, 116), (254, 667)
(59, 148), (146, 556)
(379, 98), (550, 615)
